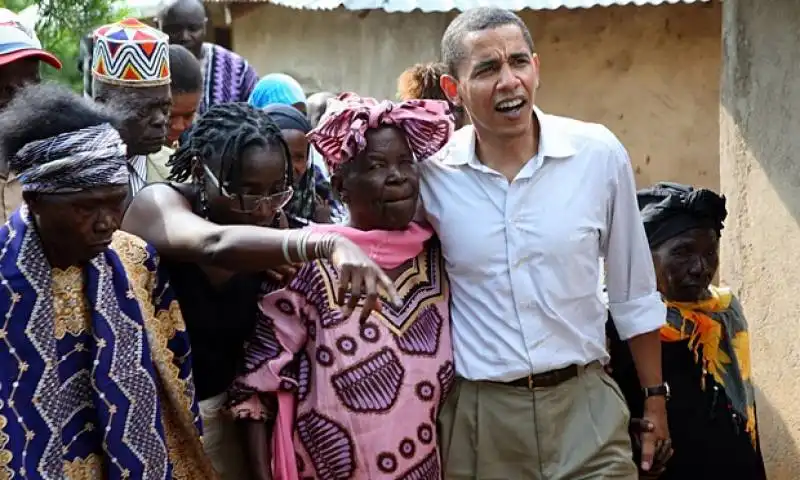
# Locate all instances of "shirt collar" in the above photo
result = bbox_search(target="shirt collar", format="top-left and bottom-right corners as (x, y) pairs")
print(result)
(442, 106), (576, 167)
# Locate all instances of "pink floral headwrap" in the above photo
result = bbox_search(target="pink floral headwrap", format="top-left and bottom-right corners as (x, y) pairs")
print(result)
(307, 92), (454, 174)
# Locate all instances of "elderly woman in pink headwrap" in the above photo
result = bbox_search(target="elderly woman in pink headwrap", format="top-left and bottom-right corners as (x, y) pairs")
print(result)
(228, 93), (455, 480)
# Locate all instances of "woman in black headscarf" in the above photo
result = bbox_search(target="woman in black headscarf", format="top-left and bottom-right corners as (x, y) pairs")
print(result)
(607, 182), (766, 479)
(262, 104), (344, 227)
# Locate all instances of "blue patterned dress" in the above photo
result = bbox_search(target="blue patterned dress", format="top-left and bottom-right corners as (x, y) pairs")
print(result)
(0, 207), (216, 479)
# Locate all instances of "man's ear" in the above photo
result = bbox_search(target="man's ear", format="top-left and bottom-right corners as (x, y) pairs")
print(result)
(439, 74), (461, 107)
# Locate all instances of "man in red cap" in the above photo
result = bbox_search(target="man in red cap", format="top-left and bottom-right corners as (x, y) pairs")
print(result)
(0, 8), (61, 222)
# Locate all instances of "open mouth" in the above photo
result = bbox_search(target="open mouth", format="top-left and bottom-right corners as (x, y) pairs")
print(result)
(495, 98), (527, 117)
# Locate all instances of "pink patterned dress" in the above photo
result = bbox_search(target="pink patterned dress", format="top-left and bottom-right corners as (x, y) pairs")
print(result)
(230, 239), (453, 479)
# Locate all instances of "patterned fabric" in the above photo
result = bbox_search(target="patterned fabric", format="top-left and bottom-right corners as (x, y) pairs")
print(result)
(248, 73), (306, 110)
(660, 285), (757, 447)
(11, 123), (127, 194)
(92, 18), (170, 87)
(0, 207), (216, 479)
(229, 240), (453, 479)
(308, 93), (453, 175)
(199, 43), (259, 116)
(128, 155), (148, 196)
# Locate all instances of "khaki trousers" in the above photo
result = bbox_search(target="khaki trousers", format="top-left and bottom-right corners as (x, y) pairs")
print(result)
(199, 393), (253, 480)
(439, 363), (637, 480)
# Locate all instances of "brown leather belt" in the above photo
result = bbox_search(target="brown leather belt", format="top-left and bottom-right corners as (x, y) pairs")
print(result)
(503, 364), (583, 389)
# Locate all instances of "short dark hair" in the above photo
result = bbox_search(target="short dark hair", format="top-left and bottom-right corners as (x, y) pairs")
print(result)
(0, 83), (122, 166)
(441, 7), (534, 78)
(169, 44), (203, 94)
(168, 102), (293, 191)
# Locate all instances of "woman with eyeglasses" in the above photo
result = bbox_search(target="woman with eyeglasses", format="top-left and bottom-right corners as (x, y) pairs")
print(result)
(122, 102), (397, 480)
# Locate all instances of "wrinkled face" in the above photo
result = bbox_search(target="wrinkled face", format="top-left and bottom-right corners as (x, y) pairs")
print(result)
(652, 228), (720, 302)
(281, 129), (309, 178)
(335, 126), (419, 231)
(158, 0), (207, 59)
(168, 91), (200, 146)
(29, 185), (128, 264)
(101, 84), (171, 156)
(0, 58), (40, 110)
(201, 143), (290, 227)
(442, 24), (539, 140)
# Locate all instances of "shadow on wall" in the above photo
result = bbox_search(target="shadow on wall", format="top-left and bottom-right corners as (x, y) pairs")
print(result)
(720, 0), (800, 476)
(754, 388), (799, 478)
(720, 0), (800, 239)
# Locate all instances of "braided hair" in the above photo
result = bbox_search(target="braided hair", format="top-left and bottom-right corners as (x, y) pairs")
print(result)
(168, 102), (293, 195)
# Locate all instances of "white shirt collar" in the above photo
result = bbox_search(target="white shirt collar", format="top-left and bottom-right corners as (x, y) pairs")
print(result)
(441, 106), (577, 167)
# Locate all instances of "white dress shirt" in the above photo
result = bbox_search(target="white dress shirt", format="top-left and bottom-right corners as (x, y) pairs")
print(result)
(419, 108), (665, 382)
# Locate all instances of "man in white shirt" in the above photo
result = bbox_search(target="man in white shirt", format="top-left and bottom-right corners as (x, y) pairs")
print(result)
(421, 7), (670, 478)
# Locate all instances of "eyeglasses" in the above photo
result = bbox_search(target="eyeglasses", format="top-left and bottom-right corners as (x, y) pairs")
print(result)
(203, 165), (293, 213)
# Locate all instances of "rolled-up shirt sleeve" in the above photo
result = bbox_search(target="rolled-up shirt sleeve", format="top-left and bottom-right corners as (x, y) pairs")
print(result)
(601, 133), (666, 340)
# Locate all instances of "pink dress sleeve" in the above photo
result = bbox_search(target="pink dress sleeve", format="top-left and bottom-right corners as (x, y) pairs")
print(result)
(229, 285), (308, 420)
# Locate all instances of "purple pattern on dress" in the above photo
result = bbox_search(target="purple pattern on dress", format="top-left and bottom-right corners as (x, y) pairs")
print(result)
(296, 410), (356, 480)
(297, 350), (312, 401)
(437, 361), (455, 408)
(417, 424), (433, 445)
(374, 244), (445, 333)
(200, 43), (259, 115)
(396, 450), (440, 480)
(394, 306), (443, 356)
(289, 261), (347, 329)
(242, 312), (282, 371)
(331, 347), (405, 413)
(229, 243), (452, 479)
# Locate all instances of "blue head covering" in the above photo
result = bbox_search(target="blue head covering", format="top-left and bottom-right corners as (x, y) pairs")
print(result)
(248, 73), (306, 109)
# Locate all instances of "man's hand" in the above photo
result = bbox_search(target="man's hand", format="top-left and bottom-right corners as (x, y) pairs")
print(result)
(638, 397), (671, 472)
(625, 330), (670, 473)
(630, 417), (672, 478)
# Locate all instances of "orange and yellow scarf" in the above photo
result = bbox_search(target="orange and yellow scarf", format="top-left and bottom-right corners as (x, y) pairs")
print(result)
(660, 286), (757, 447)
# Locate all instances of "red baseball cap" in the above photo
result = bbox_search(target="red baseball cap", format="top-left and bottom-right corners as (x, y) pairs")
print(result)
(0, 9), (61, 69)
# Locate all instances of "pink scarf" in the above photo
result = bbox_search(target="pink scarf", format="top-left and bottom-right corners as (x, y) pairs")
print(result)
(272, 393), (298, 480)
(309, 222), (433, 269)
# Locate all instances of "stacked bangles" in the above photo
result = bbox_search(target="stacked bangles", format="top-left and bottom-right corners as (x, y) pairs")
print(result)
(281, 231), (340, 264)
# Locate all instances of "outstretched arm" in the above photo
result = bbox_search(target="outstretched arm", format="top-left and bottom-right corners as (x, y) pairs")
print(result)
(122, 184), (398, 318)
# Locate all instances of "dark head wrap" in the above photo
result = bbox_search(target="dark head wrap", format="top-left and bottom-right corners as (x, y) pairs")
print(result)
(637, 182), (728, 247)
(261, 104), (312, 133)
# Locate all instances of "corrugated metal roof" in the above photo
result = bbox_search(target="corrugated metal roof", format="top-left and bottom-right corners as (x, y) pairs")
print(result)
(206, 0), (712, 12)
